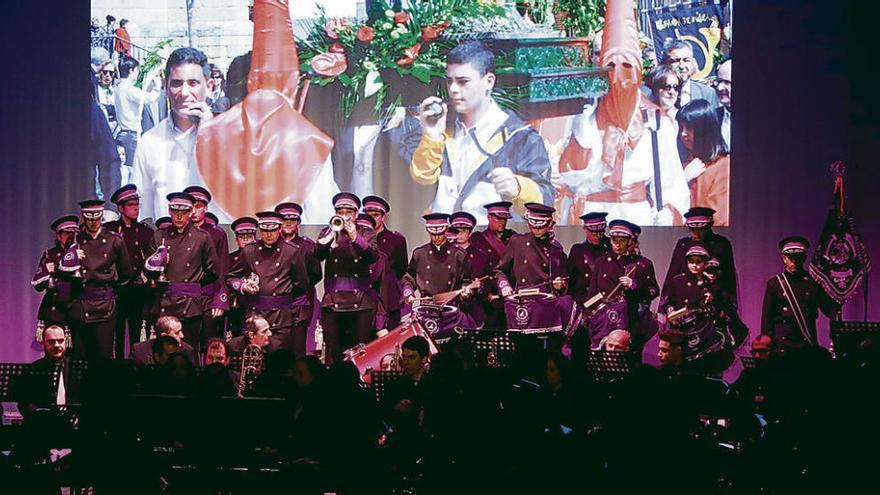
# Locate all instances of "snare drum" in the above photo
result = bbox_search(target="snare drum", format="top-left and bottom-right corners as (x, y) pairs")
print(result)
(587, 298), (630, 349)
(412, 303), (476, 344)
(505, 292), (575, 335)
(344, 319), (439, 383)
(669, 308), (730, 369)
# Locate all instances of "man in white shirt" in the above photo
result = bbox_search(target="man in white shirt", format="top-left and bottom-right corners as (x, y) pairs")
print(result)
(132, 47), (216, 222)
(115, 56), (161, 174)
(408, 41), (554, 224)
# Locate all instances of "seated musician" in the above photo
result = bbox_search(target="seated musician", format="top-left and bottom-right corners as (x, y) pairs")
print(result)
(16, 325), (71, 419)
(658, 331), (685, 371)
(402, 213), (477, 344)
(130, 315), (197, 366)
(228, 313), (280, 354)
(151, 334), (180, 366)
(11, 325), (74, 467)
(600, 329), (632, 352)
(383, 336), (431, 438)
(204, 337), (231, 366)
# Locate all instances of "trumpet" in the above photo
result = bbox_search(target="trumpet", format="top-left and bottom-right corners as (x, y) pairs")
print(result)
(238, 344), (264, 395)
(329, 215), (346, 232)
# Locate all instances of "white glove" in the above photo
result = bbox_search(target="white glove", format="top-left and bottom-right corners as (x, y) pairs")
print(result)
(317, 230), (335, 246)
(490, 168), (520, 200)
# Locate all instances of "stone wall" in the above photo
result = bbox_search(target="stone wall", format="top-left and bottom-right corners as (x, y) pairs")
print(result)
(91, 1), (366, 71)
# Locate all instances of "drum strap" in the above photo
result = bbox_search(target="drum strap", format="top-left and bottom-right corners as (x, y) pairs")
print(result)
(776, 274), (814, 345)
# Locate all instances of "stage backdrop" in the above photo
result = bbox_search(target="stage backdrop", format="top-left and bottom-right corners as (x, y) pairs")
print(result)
(2, 0), (878, 363)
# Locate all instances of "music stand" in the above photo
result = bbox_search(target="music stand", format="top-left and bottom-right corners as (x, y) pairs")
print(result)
(0, 363), (31, 402)
(460, 328), (517, 368)
(368, 370), (405, 403)
(584, 350), (632, 383)
(830, 321), (880, 359)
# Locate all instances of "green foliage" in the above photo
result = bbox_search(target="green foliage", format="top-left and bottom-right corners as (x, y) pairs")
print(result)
(556, 0), (606, 38)
(134, 39), (173, 89)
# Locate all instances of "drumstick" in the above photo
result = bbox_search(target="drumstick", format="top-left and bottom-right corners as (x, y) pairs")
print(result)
(431, 275), (491, 305)
(585, 266), (637, 309)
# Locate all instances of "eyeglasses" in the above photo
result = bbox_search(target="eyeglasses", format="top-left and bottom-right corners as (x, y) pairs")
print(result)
(657, 84), (679, 92)
(100, 70), (115, 75)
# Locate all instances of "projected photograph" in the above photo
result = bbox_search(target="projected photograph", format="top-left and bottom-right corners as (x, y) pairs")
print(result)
(89, 0), (732, 227)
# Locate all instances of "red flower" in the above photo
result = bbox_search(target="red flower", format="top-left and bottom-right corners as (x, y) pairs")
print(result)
(329, 42), (345, 54)
(311, 52), (347, 77)
(393, 12), (410, 24)
(396, 42), (422, 66)
(421, 26), (438, 42)
(356, 26), (375, 43)
(324, 18), (345, 39)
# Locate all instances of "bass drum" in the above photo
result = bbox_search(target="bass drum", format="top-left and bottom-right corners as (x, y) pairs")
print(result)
(344, 319), (439, 383)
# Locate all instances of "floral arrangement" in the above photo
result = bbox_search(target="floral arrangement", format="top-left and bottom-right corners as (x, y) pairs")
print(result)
(298, 0), (509, 118)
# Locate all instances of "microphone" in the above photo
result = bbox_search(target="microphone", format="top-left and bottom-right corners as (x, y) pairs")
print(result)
(423, 101), (443, 117)
(404, 101), (444, 117)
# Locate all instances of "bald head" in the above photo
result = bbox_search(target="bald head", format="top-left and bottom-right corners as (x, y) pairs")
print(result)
(603, 329), (632, 352)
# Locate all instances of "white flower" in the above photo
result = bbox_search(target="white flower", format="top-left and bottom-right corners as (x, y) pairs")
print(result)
(385, 10), (395, 19)
(382, 22), (392, 30)
(390, 31), (400, 40)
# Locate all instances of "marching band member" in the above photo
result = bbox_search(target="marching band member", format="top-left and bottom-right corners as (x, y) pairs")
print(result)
(63, 199), (133, 361)
(586, 220), (659, 352)
(183, 186), (229, 348)
(226, 211), (318, 358)
(469, 201), (515, 328)
(144, 192), (219, 356)
(756, 236), (836, 353)
(496, 203), (568, 299)
(32, 216), (80, 330)
(403, 213), (477, 344)
(225, 216), (259, 337)
(664, 207), (738, 302)
(567, 212), (611, 304)
(105, 184), (154, 357)
(315, 193), (380, 364)
(362, 196), (407, 331)
(495, 203), (571, 353)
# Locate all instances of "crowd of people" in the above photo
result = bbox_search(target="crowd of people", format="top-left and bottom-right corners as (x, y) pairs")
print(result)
(8, 297), (878, 492)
